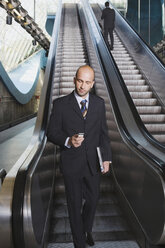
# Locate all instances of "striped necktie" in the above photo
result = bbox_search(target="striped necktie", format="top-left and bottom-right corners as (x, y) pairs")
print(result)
(80, 99), (87, 118)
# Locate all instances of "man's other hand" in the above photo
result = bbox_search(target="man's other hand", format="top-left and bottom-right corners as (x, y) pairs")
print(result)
(68, 134), (84, 148)
(102, 161), (110, 174)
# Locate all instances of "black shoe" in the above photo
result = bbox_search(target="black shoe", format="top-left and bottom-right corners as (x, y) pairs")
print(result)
(86, 232), (95, 246)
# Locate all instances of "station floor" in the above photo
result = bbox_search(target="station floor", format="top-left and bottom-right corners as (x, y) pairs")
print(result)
(0, 118), (36, 173)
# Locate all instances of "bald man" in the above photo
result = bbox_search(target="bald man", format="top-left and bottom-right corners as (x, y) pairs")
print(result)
(47, 65), (112, 248)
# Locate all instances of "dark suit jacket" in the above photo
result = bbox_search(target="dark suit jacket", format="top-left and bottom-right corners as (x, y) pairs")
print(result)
(101, 7), (115, 29)
(47, 91), (111, 176)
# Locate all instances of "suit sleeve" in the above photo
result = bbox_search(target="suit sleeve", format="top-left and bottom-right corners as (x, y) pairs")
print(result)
(101, 9), (105, 20)
(47, 99), (67, 147)
(100, 100), (112, 161)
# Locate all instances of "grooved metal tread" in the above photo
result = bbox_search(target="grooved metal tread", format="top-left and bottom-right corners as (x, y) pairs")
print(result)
(47, 240), (140, 248)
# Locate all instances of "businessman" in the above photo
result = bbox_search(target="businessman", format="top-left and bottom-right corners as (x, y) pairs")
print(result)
(47, 65), (112, 248)
(101, 1), (115, 50)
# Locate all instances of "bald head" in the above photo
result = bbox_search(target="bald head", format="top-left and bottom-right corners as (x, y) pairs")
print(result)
(74, 65), (95, 99)
(75, 65), (95, 81)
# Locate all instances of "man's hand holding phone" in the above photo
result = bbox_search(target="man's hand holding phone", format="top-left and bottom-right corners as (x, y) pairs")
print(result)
(68, 133), (84, 148)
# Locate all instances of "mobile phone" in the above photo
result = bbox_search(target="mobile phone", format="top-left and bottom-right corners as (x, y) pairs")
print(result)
(78, 133), (84, 137)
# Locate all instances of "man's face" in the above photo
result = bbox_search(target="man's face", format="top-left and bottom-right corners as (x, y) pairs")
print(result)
(74, 68), (95, 99)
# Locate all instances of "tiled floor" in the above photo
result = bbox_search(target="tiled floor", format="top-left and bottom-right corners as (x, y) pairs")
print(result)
(48, 241), (140, 248)
(0, 118), (36, 172)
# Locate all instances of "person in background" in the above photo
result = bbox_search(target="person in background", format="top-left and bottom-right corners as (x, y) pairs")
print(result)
(47, 65), (112, 248)
(101, 1), (115, 50)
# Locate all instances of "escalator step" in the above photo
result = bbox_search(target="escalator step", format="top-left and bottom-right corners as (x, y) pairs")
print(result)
(47, 240), (139, 248)
(130, 92), (153, 98)
(145, 123), (165, 132)
(133, 98), (157, 106)
(50, 216), (133, 242)
(127, 85), (149, 91)
(136, 106), (162, 114)
(140, 114), (165, 123)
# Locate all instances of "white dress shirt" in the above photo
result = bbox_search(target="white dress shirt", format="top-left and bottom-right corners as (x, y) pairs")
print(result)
(65, 91), (89, 148)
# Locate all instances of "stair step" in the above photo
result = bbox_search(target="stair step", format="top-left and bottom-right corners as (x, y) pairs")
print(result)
(120, 69), (140, 75)
(145, 123), (165, 132)
(127, 85), (149, 92)
(47, 240), (140, 248)
(123, 75), (142, 80)
(130, 92), (153, 98)
(136, 106), (162, 114)
(140, 114), (165, 123)
(152, 134), (165, 143)
(53, 203), (122, 218)
(50, 216), (132, 242)
(133, 98), (157, 106)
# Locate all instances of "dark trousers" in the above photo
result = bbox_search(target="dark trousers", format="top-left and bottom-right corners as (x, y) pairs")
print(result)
(104, 27), (114, 48)
(63, 163), (100, 248)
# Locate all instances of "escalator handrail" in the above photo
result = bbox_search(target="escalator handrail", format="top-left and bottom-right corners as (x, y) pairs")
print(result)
(92, 4), (165, 152)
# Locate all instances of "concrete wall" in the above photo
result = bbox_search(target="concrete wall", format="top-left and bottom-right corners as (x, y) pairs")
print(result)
(0, 69), (44, 129)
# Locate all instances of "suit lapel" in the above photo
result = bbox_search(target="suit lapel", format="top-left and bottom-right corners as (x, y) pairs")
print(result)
(86, 93), (95, 120)
(68, 91), (83, 119)
(68, 92), (96, 120)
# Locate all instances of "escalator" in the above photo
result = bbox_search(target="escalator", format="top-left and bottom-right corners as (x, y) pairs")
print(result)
(0, 1), (165, 248)
(47, 4), (138, 247)
(92, 3), (165, 145)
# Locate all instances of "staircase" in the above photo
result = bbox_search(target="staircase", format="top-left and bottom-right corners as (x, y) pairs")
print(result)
(47, 3), (139, 248)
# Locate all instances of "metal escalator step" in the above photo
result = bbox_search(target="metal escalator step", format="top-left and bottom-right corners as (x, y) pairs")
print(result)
(54, 83), (75, 89)
(113, 54), (131, 58)
(54, 191), (118, 206)
(56, 62), (86, 67)
(62, 58), (86, 63)
(115, 57), (133, 62)
(47, 240), (140, 248)
(50, 216), (132, 242)
(58, 76), (76, 81)
(136, 106), (162, 114)
(122, 75), (142, 80)
(130, 92), (153, 98)
(125, 79), (145, 85)
(118, 65), (137, 70)
(152, 134), (165, 143)
(55, 66), (82, 72)
(145, 123), (165, 132)
(140, 114), (165, 123)
(120, 69), (140, 75)
(143, 107), (162, 118)
(112, 50), (128, 55)
(116, 61), (134, 65)
(133, 98), (157, 106)
(54, 203), (122, 218)
(59, 88), (74, 95)
(56, 54), (86, 59)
